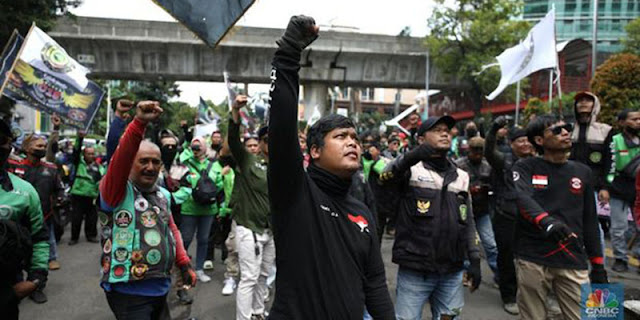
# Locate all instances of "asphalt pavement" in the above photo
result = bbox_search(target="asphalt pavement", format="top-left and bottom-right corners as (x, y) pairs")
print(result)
(19, 227), (640, 320)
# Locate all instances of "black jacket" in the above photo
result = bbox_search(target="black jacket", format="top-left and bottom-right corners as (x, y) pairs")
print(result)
(381, 150), (480, 274)
(510, 157), (603, 269)
(485, 126), (521, 219)
(455, 157), (493, 217)
(267, 43), (394, 320)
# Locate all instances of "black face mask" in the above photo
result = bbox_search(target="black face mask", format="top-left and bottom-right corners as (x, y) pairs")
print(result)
(466, 129), (477, 137)
(160, 145), (177, 168)
(626, 127), (640, 137)
(31, 149), (46, 159)
(211, 143), (222, 152)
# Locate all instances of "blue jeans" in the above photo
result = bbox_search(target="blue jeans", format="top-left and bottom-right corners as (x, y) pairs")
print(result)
(179, 215), (214, 270)
(609, 197), (640, 261)
(396, 267), (464, 320)
(48, 219), (57, 261)
(475, 214), (498, 276)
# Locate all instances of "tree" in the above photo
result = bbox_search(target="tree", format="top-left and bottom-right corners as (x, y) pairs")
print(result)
(425, 0), (531, 115)
(623, 17), (640, 55)
(591, 53), (640, 125)
(0, 0), (81, 46)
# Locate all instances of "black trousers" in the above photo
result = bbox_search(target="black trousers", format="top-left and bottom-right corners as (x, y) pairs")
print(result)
(492, 212), (518, 304)
(206, 216), (232, 261)
(106, 291), (170, 320)
(71, 195), (97, 241)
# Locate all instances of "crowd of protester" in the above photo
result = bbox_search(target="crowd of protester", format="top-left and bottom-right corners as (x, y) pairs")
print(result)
(1, 15), (638, 320)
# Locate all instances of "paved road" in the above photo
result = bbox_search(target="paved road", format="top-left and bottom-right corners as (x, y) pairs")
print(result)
(19, 228), (640, 320)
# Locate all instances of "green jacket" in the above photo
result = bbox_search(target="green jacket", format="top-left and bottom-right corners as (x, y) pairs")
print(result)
(0, 173), (50, 274)
(173, 150), (223, 216)
(70, 137), (105, 198)
(228, 120), (270, 233)
(219, 169), (235, 218)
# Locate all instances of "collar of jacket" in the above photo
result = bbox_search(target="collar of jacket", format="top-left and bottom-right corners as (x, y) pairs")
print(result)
(307, 163), (352, 198)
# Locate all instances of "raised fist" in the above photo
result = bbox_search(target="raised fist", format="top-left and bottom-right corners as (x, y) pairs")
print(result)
(492, 116), (508, 130)
(116, 99), (134, 120)
(276, 15), (319, 52)
(135, 101), (163, 124)
(232, 95), (248, 110)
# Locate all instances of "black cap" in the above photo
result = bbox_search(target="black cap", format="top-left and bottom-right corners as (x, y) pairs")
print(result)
(508, 127), (527, 141)
(257, 126), (269, 139)
(417, 115), (456, 136)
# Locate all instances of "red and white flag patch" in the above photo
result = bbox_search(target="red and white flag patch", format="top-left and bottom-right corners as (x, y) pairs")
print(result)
(348, 214), (369, 233)
(532, 175), (548, 188)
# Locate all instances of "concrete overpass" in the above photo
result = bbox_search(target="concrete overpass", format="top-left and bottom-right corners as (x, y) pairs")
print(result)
(50, 17), (463, 114)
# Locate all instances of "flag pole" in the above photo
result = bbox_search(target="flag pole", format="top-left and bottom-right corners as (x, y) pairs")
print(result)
(548, 69), (553, 110)
(515, 80), (521, 125)
(423, 50), (430, 120)
(592, 0), (598, 78)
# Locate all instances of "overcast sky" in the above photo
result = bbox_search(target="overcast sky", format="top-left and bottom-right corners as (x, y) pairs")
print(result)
(70, 0), (436, 105)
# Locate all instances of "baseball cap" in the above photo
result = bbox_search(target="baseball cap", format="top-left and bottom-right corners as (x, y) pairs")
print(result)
(574, 91), (595, 103)
(417, 116), (456, 136)
(509, 127), (527, 142)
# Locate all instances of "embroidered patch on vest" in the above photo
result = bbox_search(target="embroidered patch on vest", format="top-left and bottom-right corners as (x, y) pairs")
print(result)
(146, 249), (162, 265)
(141, 210), (157, 228)
(459, 204), (468, 221)
(115, 210), (133, 228)
(417, 200), (431, 214)
(144, 230), (161, 247)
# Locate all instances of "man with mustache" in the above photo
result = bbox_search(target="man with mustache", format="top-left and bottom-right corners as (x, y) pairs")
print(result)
(381, 115), (481, 320)
(267, 15), (394, 319)
(606, 108), (640, 273)
(98, 101), (196, 319)
(510, 114), (607, 319)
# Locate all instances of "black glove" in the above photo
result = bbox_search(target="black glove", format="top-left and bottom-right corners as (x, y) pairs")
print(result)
(276, 15), (319, 53)
(589, 264), (608, 284)
(180, 264), (197, 288)
(467, 257), (482, 292)
(539, 216), (575, 243)
(492, 116), (508, 131)
(26, 269), (48, 288)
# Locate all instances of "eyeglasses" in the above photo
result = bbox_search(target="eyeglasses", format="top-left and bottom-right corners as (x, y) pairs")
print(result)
(547, 123), (573, 135)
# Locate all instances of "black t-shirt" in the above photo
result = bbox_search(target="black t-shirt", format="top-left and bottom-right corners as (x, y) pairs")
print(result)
(267, 46), (394, 319)
(510, 157), (602, 269)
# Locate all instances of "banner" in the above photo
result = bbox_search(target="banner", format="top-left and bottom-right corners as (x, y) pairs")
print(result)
(153, 0), (256, 48)
(19, 25), (90, 91)
(0, 31), (23, 94)
(486, 8), (557, 100)
(3, 60), (104, 130)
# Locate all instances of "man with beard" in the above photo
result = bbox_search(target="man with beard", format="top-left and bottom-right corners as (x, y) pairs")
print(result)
(267, 15), (394, 319)
(606, 109), (640, 272)
(485, 117), (534, 315)
(568, 92), (611, 271)
(381, 116), (481, 319)
(509, 115), (607, 319)
(99, 101), (196, 319)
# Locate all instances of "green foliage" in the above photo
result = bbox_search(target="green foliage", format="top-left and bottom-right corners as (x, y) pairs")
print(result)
(521, 92), (577, 126)
(623, 17), (640, 55)
(358, 111), (385, 133)
(425, 0), (531, 113)
(591, 53), (640, 125)
(0, 0), (81, 45)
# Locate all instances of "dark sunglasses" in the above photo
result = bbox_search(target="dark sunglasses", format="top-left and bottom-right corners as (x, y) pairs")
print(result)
(547, 123), (573, 135)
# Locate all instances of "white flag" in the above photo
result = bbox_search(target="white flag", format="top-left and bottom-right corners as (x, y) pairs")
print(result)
(223, 71), (237, 110)
(486, 8), (557, 100)
(19, 26), (90, 91)
(307, 105), (322, 127)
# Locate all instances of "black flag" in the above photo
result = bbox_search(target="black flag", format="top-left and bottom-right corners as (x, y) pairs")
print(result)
(153, 0), (256, 48)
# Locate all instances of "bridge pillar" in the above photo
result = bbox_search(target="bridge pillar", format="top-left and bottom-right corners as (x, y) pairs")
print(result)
(303, 84), (328, 120)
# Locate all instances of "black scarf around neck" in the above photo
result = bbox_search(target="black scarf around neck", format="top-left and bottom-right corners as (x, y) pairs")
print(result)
(307, 163), (352, 198)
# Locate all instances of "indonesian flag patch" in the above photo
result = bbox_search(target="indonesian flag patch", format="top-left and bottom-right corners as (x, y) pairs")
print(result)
(532, 175), (548, 188)
(348, 214), (369, 233)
